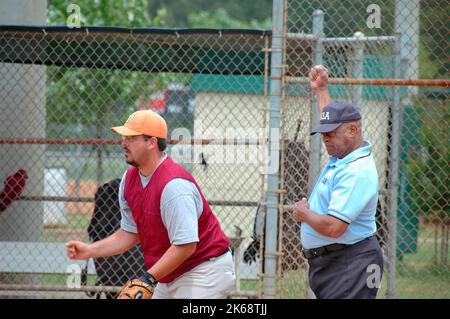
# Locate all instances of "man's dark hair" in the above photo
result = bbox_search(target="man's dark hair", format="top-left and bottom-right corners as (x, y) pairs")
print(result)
(143, 135), (167, 151)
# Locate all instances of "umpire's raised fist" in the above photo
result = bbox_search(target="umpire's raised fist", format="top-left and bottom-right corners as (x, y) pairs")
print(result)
(309, 65), (329, 90)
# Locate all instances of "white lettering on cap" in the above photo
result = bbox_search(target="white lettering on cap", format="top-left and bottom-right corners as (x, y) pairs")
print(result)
(320, 112), (330, 121)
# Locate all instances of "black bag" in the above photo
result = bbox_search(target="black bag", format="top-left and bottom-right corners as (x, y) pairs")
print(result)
(85, 178), (146, 299)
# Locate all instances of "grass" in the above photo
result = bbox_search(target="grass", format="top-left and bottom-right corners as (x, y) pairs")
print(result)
(377, 225), (449, 299)
(42, 273), (97, 287)
(280, 270), (310, 298)
(378, 269), (448, 299)
(275, 248), (448, 299)
(244, 223), (449, 298)
(43, 213), (92, 242)
(278, 223), (449, 299)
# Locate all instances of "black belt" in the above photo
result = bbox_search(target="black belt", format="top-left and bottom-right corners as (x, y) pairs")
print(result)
(302, 243), (349, 259)
(302, 236), (373, 260)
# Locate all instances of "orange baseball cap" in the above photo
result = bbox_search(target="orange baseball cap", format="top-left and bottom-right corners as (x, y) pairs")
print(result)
(110, 110), (168, 139)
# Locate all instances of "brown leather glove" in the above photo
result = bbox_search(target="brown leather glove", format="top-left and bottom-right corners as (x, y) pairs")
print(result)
(117, 273), (157, 299)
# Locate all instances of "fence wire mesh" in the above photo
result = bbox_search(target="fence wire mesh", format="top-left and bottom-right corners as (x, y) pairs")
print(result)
(282, 0), (448, 299)
(0, 28), (270, 298)
(0, 0), (448, 300)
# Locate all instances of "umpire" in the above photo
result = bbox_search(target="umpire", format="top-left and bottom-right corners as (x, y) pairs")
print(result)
(293, 65), (384, 299)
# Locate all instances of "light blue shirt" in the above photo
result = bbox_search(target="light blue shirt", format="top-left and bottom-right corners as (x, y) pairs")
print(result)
(119, 154), (203, 245)
(301, 141), (378, 249)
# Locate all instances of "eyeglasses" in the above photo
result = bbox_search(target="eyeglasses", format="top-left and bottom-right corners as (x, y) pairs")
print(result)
(122, 135), (146, 142)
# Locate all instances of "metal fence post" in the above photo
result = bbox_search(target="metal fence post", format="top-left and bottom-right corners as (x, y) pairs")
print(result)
(352, 32), (365, 108)
(395, 0), (420, 95)
(309, 9), (324, 189)
(386, 32), (403, 299)
(263, 0), (284, 299)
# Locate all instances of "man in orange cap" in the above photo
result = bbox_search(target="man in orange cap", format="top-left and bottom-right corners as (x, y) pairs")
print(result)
(66, 110), (235, 298)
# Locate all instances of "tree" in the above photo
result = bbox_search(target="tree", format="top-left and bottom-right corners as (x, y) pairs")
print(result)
(419, 0), (448, 79)
(407, 94), (449, 268)
(147, 0), (272, 27)
(46, 0), (168, 184)
(188, 8), (272, 29)
(48, 0), (157, 27)
(47, 0), (166, 129)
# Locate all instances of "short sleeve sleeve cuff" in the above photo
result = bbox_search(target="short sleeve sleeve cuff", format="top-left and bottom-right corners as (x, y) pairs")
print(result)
(120, 220), (138, 233)
(327, 210), (352, 224)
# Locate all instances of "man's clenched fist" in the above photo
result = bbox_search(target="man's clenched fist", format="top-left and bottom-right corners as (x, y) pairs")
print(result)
(309, 65), (329, 90)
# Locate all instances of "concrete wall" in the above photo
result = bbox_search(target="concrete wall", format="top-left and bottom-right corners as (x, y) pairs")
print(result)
(0, 0), (47, 242)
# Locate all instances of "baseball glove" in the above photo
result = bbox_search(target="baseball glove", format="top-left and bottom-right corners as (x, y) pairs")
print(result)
(117, 273), (157, 299)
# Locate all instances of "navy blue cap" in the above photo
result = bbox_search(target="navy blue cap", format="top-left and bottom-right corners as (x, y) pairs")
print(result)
(311, 101), (362, 135)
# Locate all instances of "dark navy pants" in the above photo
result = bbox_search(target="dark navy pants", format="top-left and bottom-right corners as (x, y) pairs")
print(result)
(307, 236), (384, 299)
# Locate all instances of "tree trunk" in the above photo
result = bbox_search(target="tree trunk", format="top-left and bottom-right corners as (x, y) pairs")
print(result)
(434, 223), (438, 266)
(440, 223), (448, 268)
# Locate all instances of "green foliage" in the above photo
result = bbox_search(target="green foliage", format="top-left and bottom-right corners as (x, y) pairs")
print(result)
(407, 95), (449, 222)
(283, 0), (394, 36)
(46, 0), (171, 137)
(48, 0), (152, 27)
(188, 8), (272, 29)
(419, 1), (449, 79)
(46, 68), (148, 127)
(147, 0), (272, 27)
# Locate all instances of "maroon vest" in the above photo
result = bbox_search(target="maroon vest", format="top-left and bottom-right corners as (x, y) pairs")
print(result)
(124, 156), (229, 283)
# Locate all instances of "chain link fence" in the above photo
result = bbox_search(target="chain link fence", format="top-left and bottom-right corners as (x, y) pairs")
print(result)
(0, 0), (448, 299)
(0, 27), (271, 298)
(281, 0), (448, 298)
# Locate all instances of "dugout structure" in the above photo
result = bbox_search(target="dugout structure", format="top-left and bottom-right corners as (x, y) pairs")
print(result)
(0, 2), (449, 298)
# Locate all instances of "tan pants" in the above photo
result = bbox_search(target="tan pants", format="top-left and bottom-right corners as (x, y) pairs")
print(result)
(152, 251), (235, 299)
